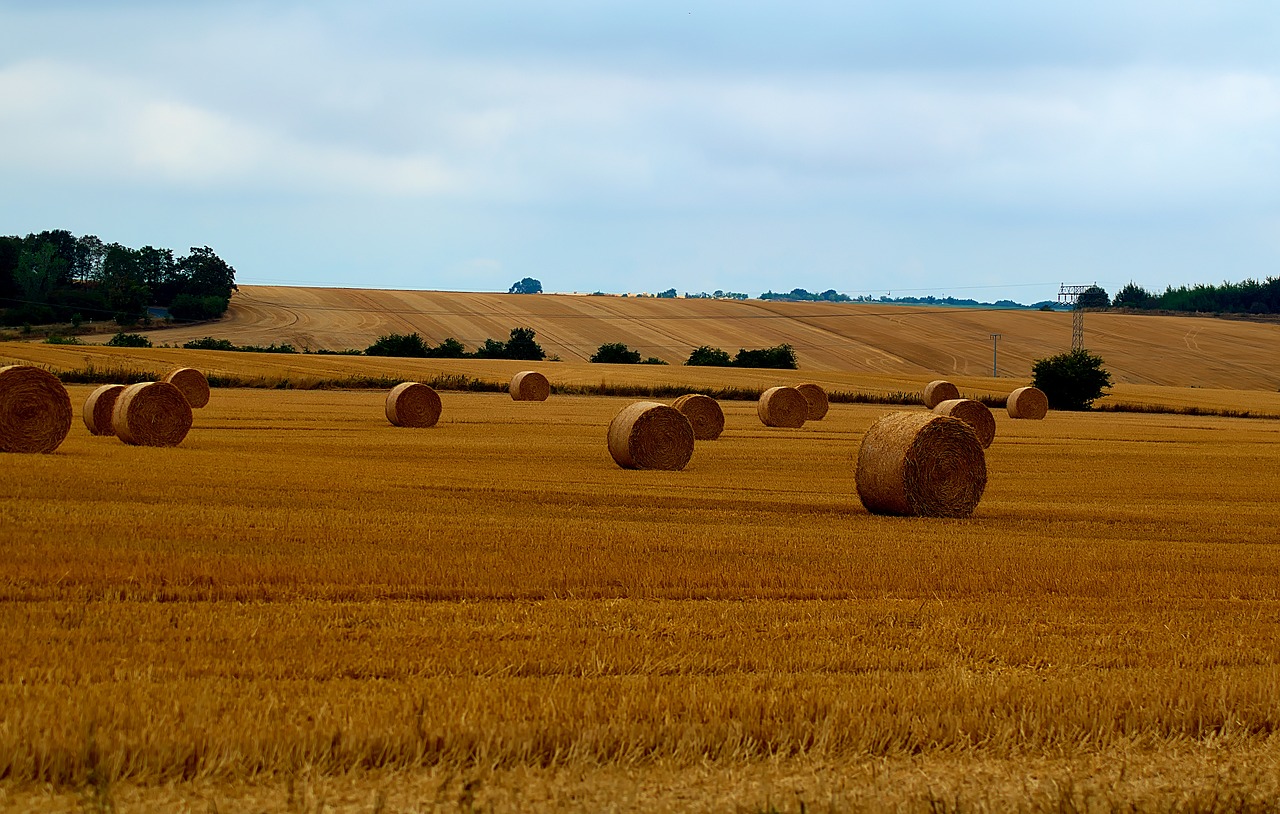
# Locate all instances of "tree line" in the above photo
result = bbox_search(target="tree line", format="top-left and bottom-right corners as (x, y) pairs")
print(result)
(1110, 278), (1280, 315)
(0, 229), (237, 327)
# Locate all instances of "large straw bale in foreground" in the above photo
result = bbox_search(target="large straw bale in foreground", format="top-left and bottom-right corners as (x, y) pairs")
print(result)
(510, 371), (550, 401)
(608, 401), (694, 471)
(1007, 386), (1049, 420)
(0, 365), (73, 454)
(164, 367), (210, 409)
(757, 386), (808, 428)
(671, 394), (725, 440)
(932, 398), (996, 449)
(795, 383), (830, 420)
(112, 381), (193, 447)
(83, 384), (127, 436)
(385, 382), (442, 428)
(856, 411), (987, 518)
(922, 380), (960, 409)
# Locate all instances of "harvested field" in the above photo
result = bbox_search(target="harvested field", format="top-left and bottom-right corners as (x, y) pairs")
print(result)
(64, 285), (1280, 390)
(2, 356), (1280, 810)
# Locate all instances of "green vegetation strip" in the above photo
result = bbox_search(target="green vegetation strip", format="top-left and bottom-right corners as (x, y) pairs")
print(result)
(11, 359), (1274, 418)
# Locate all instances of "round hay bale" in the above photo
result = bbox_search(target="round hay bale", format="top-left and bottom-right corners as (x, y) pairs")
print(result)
(671, 393), (725, 441)
(163, 367), (210, 409)
(932, 398), (996, 449)
(795, 383), (830, 420)
(385, 382), (442, 428)
(510, 370), (550, 402)
(855, 411), (986, 518)
(112, 381), (193, 447)
(0, 365), (73, 454)
(757, 386), (808, 428)
(83, 384), (127, 437)
(1007, 386), (1049, 420)
(922, 380), (960, 409)
(607, 401), (694, 471)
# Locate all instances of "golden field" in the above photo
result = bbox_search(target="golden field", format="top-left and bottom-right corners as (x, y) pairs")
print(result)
(2, 343), (1280, 811)
(95, 285), (1280, 390)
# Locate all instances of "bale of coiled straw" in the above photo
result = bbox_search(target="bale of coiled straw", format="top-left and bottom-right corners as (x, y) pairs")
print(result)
(608, 401), (694, 471)
(510, 371), (550, 402)
(932, 398), (996, 449)
(671, 393), (724, 440)
(0, 365), (73, 454)
(83, 384), (127, 436)
(795, 383), (830, 420)
(164, 367), (210, 408)
(757, 386), (808, 428)
(1007, 386), (1049, 420)
(922, 380), (960, 409)
(385, 382), (442, 428)
(855, 411), (987, 518)
(112, 381), (193, 447)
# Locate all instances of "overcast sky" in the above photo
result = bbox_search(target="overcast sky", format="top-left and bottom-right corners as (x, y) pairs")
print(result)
(3, 2), (1279, 303)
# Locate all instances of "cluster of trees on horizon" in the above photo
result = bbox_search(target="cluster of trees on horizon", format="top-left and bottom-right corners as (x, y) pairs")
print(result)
(511, 276), (1280, 315)
(1, 229), (237, 328)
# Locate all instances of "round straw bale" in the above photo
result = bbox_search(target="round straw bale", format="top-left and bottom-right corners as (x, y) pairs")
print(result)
(671, 393), (725, 440)
(112, 381), (193, 447)
(922, 380), (960, 409)
(932, 398), (996, 449)
(385, 382), (442, 428)
(0, 365), (73, 454)
(795, 383), (830, 420)
(855, 411), (986, 518)
(608, 401), (694, 471)
(509, 370), (550, 402)
(163, 367), (210, 408)
(1007, 386), (1049, 420)
(83, 384), (127, 437)
(757, 386), (808, 428)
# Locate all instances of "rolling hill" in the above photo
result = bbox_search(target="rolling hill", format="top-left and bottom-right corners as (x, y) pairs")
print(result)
(120, 286), (1279, 391)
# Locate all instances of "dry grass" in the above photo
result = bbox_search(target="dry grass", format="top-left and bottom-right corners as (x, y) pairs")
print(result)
(2, 379), (1280, 810)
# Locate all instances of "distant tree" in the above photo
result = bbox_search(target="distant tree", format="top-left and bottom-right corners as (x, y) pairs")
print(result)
(734, 344), (798, 369)
(431, 337), (467, 358)
(591, 342), (642, 364)
(473, 338), (509, 359)
(366, 332), (431, 357)
(503, 327), (545, 360)
(73, 234), (106, 283)
(656, 288), (677, 299)
(508, 277), (543, 294)
(107, 332), (152, 348)
(14, 243), (66, 305)
(1076, 285), (1110, 309)
(686, 346), (732, 366)
(176, 246), (237, 301)
(1112, 282), (1155, 310)
(1031, 348), (1113, 410)
(0, 236), (20, 298)
(640, 356), (668, 365)
(183, 337), (237, 351)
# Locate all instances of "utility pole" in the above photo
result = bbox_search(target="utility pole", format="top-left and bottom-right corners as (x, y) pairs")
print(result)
(990, 334), (1000, 377)
(1058, 284), (1091, 350)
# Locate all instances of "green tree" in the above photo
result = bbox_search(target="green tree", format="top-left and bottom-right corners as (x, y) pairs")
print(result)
(431, 337), (467, 358)
(1112, 282), (1154, 309)
(508, 277), (542, 294)
(734, 344), (798, 369)
(656, 288), (677, 299)
(1031, 348), (1113, 410)
(503, 327), (545, 360)
(686, 346), (732, 366)
(366, 332), (431, 357)
(14, 243), (66, 304)
(176, 246), (237, 301)
(1076, 285), (1110, 309)
(590, 342), (642, 364)
(107, 332), (152, 348)
(100, 244), (150, 323)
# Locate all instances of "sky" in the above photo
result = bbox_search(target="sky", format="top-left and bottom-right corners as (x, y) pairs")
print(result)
(2, 2), (1279, 304)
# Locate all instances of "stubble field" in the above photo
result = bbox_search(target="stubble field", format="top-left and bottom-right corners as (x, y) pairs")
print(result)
(2, 354), (1280, 811)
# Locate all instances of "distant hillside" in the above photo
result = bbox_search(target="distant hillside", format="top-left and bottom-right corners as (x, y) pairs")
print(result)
(126, 286), (1280, 390)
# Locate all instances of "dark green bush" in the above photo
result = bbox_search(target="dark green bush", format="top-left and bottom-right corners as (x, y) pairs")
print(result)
(1032, 348), (1113, 410)
(591, 342), (642, 364)
(107, 332), (152, 348)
